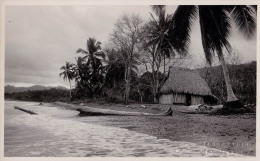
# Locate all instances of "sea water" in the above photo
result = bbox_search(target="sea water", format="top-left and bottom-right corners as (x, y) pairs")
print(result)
(4, 101), (243, 157)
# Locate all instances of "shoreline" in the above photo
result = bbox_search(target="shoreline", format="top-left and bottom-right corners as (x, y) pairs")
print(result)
(4, 100), (256, 156)
(72, 102), (256, 156)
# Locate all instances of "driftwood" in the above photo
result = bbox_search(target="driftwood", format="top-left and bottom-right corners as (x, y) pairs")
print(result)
(54, 102), (172, 116)
(14, 106), (37, 115)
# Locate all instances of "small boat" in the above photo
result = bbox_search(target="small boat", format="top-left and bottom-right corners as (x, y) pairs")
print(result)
(54, 102), (172, 116)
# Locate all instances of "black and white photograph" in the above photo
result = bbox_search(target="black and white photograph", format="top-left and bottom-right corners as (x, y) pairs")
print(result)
(1, 0), (258, 159)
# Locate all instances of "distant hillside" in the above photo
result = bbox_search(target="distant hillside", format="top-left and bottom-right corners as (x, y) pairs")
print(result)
(5, 85), (68, 94)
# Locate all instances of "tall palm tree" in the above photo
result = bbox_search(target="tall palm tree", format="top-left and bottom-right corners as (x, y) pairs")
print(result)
(59, 62), (75, 98)
(76, 38), (106, 98)
(148, 5), (175, 74)
(142, 5), (175, 103)
(169, 5), (256, 108)
(77, 37), (105, 82)
(77, 38), (105, 69)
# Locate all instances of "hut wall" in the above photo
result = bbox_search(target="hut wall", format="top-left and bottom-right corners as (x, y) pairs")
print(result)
(191, 95), (205, 105)
(159, 94), (174, 104)
(173, 93), (186, 104)
(160, 93), (205, 105)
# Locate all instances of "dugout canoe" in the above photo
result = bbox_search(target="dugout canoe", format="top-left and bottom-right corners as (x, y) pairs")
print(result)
(54, 102), (172, 116)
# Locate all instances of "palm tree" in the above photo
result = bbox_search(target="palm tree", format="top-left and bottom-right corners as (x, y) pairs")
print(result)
(73, 56), (86, 83)
(77, 38), (105, 70)
(72, 56), (95, 98)
(59, 62), (75, 98)
(148, 5), (175, 75)
(141, 5), (175, 103)
(169, 5), (256, 108)
(76, 38), (106, 98)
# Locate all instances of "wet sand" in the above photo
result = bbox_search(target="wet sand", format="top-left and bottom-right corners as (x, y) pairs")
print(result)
(77, 103), (256, 156)
(4, 101), (255, 157)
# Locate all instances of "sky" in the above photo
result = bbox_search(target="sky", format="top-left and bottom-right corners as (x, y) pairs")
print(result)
(4, 5), (256, 88)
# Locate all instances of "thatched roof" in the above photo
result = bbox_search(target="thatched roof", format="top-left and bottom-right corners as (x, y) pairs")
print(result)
(160, 67), (215, 97)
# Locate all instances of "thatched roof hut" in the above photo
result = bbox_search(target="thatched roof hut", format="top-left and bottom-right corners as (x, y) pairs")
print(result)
(159, 67), (217, 105)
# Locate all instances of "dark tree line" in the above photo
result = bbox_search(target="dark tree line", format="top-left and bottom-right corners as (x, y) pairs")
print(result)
(5, 89), (70, 102)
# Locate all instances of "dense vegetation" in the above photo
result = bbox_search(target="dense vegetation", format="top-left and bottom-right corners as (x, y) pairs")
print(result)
(5, 61), (256, 105)
(199, 61), (256, 105)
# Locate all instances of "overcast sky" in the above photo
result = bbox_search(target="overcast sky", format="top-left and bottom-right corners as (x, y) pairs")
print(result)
(5, 5), (256, 88)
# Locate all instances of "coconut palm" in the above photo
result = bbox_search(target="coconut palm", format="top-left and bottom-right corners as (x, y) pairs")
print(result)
(141, 6), (175, 103)
(77, 38), (106, 83)
(59, 61), (75, 98)
(169, 5), (256, 108)
(76, 38), (105, 71)
(147, 5), (175, 74)
(76, 38), (106, 98)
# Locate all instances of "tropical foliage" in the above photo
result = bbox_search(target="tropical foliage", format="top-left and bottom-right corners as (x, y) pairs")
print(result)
(56, 5), (256, 109)
(169, 5), (256, 107)
(59, 62), (75, 98)
(74, 38), (106, 98)
(141, 5), (176, 103)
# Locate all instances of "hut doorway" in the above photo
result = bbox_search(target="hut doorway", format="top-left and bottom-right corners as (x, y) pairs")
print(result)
(186, 94), (191, 106)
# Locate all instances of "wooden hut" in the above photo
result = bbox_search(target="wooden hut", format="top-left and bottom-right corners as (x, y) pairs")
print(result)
(159, 67), (217, 105)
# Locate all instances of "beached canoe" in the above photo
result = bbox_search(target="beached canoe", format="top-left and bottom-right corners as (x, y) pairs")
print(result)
(54, 102), (172, 116)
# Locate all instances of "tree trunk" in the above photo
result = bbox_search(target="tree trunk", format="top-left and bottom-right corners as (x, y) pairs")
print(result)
(154, 72), (159, 104)
(151, 61), (157, 104)
(137, 87), (143, 104)
(218, 50), (238, 102)
(125, 80), (130, 105)
(163, 53), (166, 75)
(69, 79), (72, 98)
(153, 93), (157, 104)
(124, 66), (131, 105)
(154, 59), (161, 104)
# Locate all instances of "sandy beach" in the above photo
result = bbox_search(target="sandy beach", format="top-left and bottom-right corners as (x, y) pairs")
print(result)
(78, 103), (256, 156)
(4, 101), (255, 157)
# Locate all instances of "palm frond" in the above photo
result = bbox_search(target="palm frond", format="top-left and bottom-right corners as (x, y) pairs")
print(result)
(151, 5), (166, 16)
(198, 8), (214, 65)
(87, 37), (102, 54)
(230, 5), (256, 39)
(170, 5), (198, 54)
(149, 12), (158, 24)
(59, 72), (64, 77)
(60, 66), (66, 70)
(76, 48), (88, 54)
(94, 51), (106, 59)
(250, 5), (257, 12)
(198, 6), (232, 64)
